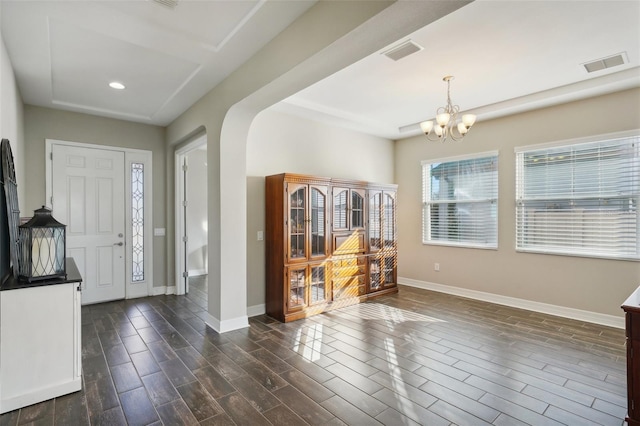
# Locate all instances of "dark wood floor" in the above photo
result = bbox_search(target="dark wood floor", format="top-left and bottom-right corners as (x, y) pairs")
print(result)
(0, 284), (627, 425)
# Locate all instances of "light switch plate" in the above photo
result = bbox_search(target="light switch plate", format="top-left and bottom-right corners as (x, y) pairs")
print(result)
(154, 228), (166, 236)
(257, 231), (264, 241)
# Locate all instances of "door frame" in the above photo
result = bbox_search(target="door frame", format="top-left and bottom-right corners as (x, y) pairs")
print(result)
(45, 139), (154, 300)
(174, 134), (207, 296)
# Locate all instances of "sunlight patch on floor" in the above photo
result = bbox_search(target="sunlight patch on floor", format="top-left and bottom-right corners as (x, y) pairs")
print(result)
(384, 337), (420, 420)
(338, 303), (446, 325)
(292, 323), (324, 362)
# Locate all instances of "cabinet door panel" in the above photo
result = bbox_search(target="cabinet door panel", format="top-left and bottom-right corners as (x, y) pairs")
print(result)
(383, 192), (396, 248)
(369, 191), (382, 252)
(309, 264), (327, 305)
(309, 186), (328, 259)
(333, 188), (348, 231)
(351, 189), (365, 230)
(288, 184), (307, 261)
(287, 267), (307, 311)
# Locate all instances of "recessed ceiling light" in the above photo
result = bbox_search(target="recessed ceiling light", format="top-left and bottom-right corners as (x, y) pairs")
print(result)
(109, 82), (125, 90)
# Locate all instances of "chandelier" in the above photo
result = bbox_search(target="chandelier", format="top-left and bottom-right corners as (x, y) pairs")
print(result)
(420, 76), (476, 142)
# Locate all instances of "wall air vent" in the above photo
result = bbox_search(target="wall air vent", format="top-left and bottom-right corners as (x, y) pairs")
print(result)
(382, 40), (423, 61)
(152, 0), (179, 9)
(583, 52), (627, 73)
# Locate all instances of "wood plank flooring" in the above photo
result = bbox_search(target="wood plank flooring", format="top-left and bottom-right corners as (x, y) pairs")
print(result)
(0, 284), (627, 425)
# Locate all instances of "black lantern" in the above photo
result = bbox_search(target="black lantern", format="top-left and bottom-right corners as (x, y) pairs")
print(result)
(18, 206), (66, 282)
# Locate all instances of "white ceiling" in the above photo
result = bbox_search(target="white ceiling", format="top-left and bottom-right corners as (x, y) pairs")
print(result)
(277, 0), (640, 139)
(1, 1), (639, 138)
(0, 0), (315, 125)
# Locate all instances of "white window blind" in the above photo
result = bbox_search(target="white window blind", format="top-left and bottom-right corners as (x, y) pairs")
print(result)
(515, 135), (640, 260)
(422, 152), (498, 248)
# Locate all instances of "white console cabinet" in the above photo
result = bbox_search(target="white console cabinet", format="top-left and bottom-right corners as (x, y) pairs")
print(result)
(0, 259), (82, 413)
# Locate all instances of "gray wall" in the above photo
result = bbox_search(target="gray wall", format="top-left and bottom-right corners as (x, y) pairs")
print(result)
(395, 88), (640, 318)
(0, 23), (24, 282)
(245, 108), (395, 309)
(23, 105), (167, 288)
(186, 148), (208, 275)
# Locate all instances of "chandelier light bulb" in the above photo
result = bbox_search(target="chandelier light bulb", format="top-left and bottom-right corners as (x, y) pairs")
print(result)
(436, 113), (450, 127)
(420, 121), (434, 134)
(462, 114), (477, 127)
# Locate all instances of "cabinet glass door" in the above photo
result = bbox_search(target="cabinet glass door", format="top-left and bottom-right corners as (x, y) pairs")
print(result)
(351, 190), (364, 229)
(310, 187), (327, 257)
(383, 193), (396, 247)
(309, 264), (327, 305)
(288, 267), (307, 310)
(369, 257), (381, 291)
(333, 188), (348, 230)
(369, 192), (382, 252)
(290, 186), (306, 260)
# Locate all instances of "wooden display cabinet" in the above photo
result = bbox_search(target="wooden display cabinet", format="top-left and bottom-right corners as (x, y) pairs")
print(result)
(622, 287), (640, 426)
(266, 173), (398, 322)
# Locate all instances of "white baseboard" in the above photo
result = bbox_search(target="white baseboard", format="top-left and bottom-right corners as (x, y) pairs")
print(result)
(127, 283), (149, 299)
(202, 311), (249, 334)
(247, 304), (266, 317)
(152, 286), (176, 296)
(398, 277), (625, 329)
(188, 269), (207, 277)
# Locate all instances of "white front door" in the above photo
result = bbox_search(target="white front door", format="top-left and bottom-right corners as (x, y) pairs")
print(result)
(52, 145), (126, 304)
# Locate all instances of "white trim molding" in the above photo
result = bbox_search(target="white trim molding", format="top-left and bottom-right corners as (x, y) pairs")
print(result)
(398, 277), (625, 329)
(247, 304), (266, 317)
(152, 286), (176, 296)
(203, 312), (249, 334)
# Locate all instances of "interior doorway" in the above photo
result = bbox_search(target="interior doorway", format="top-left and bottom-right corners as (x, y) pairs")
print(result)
(175, 135), (208, 302)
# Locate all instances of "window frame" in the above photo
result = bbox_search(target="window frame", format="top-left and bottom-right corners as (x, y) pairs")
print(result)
(514, 130), (640, 261)
(421, 150), (499, 250)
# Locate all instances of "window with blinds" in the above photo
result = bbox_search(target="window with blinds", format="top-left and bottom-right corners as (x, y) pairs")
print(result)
(515, 134), (639, 260)
(422, 151), (498, 248)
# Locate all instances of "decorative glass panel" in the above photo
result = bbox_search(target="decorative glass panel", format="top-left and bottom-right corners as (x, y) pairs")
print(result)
(351, 191), (364, 228)
(132, 163), (144, 282)
(289, 268), (306, 308)
(310, 188), (325, 256)
(383, 194), (395, 247)
(369, 258), (381, 290)
(369, 192), (381, 251)
(383, 256), (395, 285)
(310, 265), (326, 304)
(333, 189), (347, 229)
(290, 187), (306, 259)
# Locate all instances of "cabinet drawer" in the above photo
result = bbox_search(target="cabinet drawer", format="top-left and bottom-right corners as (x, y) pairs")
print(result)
(332, 256), (366, 267)
(333, 282), (366, 300)
(333, 233), (365, 254)
(333, 275), (365, 289)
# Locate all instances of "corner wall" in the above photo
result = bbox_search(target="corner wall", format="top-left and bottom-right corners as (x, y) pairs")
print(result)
(395, 88), (640, 320)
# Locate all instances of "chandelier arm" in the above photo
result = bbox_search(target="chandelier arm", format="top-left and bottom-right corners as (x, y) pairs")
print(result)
(424, 132), (443, 142)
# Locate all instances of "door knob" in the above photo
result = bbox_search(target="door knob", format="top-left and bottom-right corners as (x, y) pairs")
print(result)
(114, 242), (124, 246)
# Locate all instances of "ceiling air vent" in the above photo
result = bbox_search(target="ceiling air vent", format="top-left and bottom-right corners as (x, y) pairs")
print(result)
(583, 52), (627, 73)
(382, 40), (423, 61)
(152, 0), (179, 9)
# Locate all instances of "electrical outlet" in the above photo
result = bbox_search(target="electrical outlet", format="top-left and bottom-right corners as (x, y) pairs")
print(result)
(434, 263), (440, 271)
